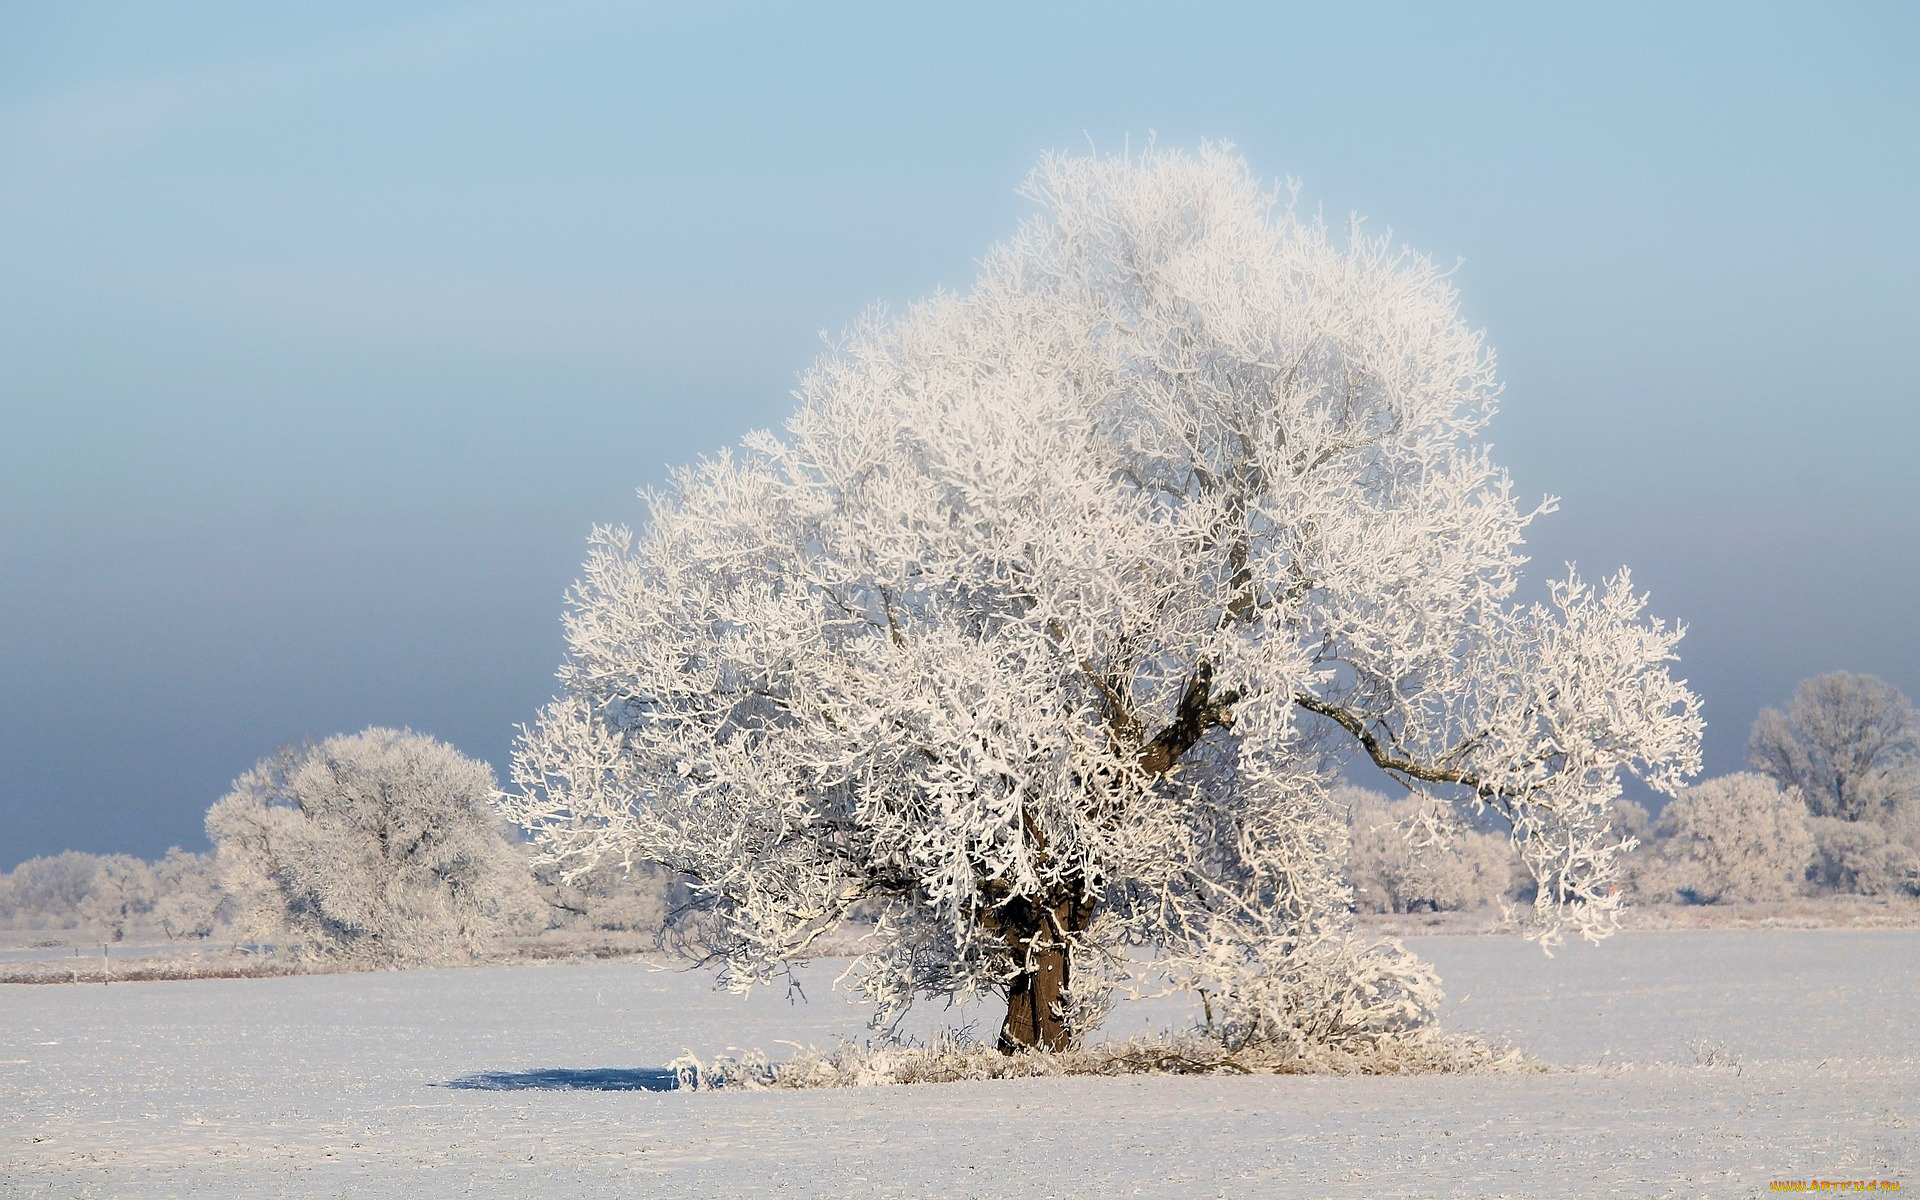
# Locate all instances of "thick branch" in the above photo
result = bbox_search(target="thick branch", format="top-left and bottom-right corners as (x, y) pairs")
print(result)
(1080, 658), (1143, 748)
(1138, 662), (1241, 777)
(1292, 693), (1489, 794)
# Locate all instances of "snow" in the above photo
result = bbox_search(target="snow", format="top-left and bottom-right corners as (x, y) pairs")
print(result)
(4, 930), (1915, 1197)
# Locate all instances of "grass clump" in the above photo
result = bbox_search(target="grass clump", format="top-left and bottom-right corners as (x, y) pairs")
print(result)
(670, 1028), (1531, 1090)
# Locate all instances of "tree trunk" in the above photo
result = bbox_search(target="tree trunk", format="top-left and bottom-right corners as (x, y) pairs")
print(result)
(999, 938), (1072, 1052)
(995, 891), (1090, 1053)
(994, 661), (1237, 1053)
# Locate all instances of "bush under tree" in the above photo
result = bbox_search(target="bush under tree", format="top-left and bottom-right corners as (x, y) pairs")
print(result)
(1805, 816), (1918, 896)
(508, 147), (1701, 1054)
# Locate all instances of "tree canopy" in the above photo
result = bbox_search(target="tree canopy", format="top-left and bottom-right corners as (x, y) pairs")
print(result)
(508, 147), (1702, 1051)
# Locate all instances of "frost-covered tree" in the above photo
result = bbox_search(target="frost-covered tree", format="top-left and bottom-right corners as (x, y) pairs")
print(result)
(1805, 817), (1919, 896)
(150, 848), (224, 940)
(209, 728), (541, 966)
(509, 147), (1701, 1052)
(0, 848), (222, 939)
(0, 851), (101, 930)
(1750, 672), (1920, 823)
(78, 854), (157, 942)
(1607, 798), (1652, 842)
(1342, 787), (1511, 915)
(1641, 773), (1814, 904)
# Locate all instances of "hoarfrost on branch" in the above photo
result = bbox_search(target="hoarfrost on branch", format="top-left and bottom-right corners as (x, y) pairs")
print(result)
(507, 147), (1702, 1050)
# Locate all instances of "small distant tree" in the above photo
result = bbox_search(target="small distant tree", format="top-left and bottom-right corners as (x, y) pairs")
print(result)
(0, 851), (101, 931)
(208, 728), (541, 967)
(1805, 817), (1918, 896)
(1343, 788), (1511, 914)
(1607, 798), (1651, 842)
(78, 854), (157, 942)
(510, 147), (1701, 1053)
(533, 856), (685, 934)
(150, 848), (224, 940)
(1643, 773), (1813, 904)
(1750, 672), (1919, 823)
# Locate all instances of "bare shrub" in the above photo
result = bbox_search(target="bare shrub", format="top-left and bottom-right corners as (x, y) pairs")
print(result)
(1180, 932), (1445, 1057)
(1642, 773), (1814, 904)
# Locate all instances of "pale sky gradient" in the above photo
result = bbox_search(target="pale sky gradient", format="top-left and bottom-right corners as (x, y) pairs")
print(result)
(3, 1), (1916, 866)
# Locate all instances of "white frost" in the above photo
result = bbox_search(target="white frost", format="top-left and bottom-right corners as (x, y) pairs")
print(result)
(507, 146), (1702, 1041)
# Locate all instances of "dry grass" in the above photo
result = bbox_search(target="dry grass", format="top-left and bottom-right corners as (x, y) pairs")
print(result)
(0, 954), (299, 985)
(671, 1028), (1534, 1090)
(1618, 894), (1920, 930)
(1354, 894), (1920, 938)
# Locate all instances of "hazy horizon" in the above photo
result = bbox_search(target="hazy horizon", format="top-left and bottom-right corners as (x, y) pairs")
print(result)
(3, 2), (1916, 869)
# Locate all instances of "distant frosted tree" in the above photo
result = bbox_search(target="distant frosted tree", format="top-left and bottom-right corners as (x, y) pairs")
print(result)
(1643, 773), (1814, 904)
(1805, 817), (1919, 896)
(1750, 672), (1919, 823)
(1608, 798), (1652, 842)
(151, 849), (224, 940)
(533, 856), (685, 934)
(509, 147), (1701, 1052)
(79, 854), (157, 942)
(208, 728), (541, 966)
(0, 852), (101, 931)
(1343, 788), (1511, 915)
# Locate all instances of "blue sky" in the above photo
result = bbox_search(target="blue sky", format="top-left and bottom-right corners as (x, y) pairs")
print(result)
(2, 2), (1916, 866)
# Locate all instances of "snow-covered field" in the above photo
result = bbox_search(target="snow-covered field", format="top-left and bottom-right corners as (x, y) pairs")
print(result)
(4, 930), (1914, 1198)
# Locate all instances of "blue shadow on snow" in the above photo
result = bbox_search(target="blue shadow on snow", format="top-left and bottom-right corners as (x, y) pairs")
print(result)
(438, 1067), (681, 1092)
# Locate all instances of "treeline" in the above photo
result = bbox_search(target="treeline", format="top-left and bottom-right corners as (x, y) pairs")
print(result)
(1348, 671), (1920, 913)
(0, 849), (221, 940)
(8, 671), (1914, 949)
(0, 844), (684, 947)
(1, 728), (684, 955)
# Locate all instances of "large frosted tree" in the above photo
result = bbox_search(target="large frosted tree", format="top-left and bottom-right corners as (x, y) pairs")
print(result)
(509, 148), (1701, 1052)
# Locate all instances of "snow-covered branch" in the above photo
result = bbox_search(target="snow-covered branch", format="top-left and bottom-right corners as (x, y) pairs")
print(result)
(507, 145), (1701, 1048)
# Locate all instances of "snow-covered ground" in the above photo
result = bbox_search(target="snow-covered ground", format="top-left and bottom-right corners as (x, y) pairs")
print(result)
(4, 930), (1914, 1198)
